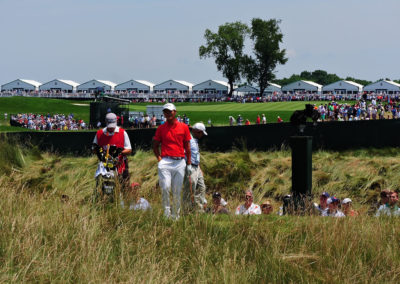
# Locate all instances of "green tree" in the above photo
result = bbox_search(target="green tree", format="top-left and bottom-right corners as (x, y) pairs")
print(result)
(310, 70), (341, 85)
(300, 71), (312, 80)
(273, 70), (342, 86)
(242, 18), (287, 96)
(199, 22), (250, 96)
(345, 77), (372, 86)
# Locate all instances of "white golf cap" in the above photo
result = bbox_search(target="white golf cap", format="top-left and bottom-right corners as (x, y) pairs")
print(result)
(192, 122), (207, 135)
(163, 103), (176, 111)
(105, 113), (117, 128)
(342, 198), (352, 204)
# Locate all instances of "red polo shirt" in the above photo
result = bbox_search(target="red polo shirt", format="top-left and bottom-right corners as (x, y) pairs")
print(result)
(153, 120), (191, 157)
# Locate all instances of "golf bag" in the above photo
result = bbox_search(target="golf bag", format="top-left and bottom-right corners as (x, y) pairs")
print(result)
(93, 144), (123, 203)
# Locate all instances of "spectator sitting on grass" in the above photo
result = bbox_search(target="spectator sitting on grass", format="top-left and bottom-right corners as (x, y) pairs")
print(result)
(235, 190), (261, 215)
(342, 198), (358, 217)
(120, 182), (151, 211)
(314, 192), (330, 216)
(261, 200), (273, 215)
(208, 192), (229, 214)
(380, 190), (390, 206)
(327, 197), (345, 217)
(370, 190), (390, 215)
(376, 191), (400, 217)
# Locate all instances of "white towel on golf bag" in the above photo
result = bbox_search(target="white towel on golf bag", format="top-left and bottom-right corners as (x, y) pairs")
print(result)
(95, 162), (116, 178)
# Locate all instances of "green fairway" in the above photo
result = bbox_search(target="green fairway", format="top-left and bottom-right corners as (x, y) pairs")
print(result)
(0, 97), (90, 131)
(0, 97), (346, 130)
(0, 97), (90, 120)
(130, 101), (327, 125)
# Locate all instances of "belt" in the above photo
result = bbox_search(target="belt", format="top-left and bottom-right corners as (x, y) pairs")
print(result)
(164, 156), (184, 160)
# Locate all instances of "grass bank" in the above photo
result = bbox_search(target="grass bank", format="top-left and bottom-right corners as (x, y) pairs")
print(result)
(0, 98), (340, 132)
(0, 140), (400, 282)
(130, 101), (344, 125)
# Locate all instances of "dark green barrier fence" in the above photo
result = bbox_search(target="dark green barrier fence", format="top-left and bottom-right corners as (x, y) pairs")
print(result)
(3, 119), (400, 155)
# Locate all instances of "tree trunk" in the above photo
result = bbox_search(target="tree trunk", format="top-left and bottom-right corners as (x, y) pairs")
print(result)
(259, 86), (266, 97)
(228, 81), (234, 97)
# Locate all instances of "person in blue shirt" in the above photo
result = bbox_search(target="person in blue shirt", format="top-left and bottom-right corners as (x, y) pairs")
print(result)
(314, 192), (330, 216)
(183, 122), (208, 213)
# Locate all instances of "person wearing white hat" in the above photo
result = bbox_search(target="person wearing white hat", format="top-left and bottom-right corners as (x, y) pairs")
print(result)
(93, 112), (132, 187)
(153, 103), (192, 219)
(183, 122), (208, 213)
(342, 198), (358, 217)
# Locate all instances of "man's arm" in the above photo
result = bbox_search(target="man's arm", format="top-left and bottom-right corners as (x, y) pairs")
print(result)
(122, 131), (132, 156)
(184, 140), (191, 165)
(153, 139), (162, 162)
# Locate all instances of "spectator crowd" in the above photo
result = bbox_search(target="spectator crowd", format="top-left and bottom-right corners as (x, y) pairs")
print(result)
(10, 113), (87, 131)
(314, 99), (400, 121)
(128, 113), (191, 129)
(129, 187), (400, 218)
(229, 98), (400, 126)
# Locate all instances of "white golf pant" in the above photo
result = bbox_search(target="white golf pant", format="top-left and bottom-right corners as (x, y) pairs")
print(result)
(158, 158), (186, 218)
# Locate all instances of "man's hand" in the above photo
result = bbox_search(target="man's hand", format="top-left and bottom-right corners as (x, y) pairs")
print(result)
(153, 140), (162, 162)
(185, 164), (193, 176)
(121, 148), (132, 156)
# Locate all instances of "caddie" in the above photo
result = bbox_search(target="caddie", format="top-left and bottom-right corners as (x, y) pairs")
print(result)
(183, 122), (208, 213)
(153, 103), (192, 220)
(93, 113), (132, 188)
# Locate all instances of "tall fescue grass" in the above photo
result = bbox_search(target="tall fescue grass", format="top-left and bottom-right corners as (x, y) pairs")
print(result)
(1, 139), (400, 283)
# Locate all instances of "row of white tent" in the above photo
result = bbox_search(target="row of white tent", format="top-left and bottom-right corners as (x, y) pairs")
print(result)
(1, 78), (400, 95)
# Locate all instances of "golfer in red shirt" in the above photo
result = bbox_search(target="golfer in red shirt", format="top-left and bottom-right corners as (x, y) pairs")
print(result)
(153, 103), (192, 219)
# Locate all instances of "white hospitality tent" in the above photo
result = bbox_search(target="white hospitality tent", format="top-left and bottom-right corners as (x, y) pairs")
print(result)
(153, 79), (193, 94)
(1, 79), (42, 92)
(115, 80), (154, 93)
(77, 79), (117, 92)
(263, 83), (282, 95)
(233, 85), (259, 96)
(282, 80), (322, 94)
(322, 80), (363, 95)
(364, 80), (400, 94)
(39, 79), (80, 93)
(192, 80), (229, 95)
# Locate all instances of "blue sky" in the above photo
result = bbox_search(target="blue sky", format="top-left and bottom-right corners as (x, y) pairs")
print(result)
(0, 0), (399, 85)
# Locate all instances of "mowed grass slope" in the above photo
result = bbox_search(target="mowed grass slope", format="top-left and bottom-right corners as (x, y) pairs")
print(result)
(1, 139), (400, 282)
(0, 97), (90, 131)
(0, 97), (349, 131)
(130, 101), (327, 125)
(0, 97), (90, 119)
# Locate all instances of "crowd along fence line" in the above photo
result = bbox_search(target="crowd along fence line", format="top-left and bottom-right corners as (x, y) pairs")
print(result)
(2, 119), (400, 155)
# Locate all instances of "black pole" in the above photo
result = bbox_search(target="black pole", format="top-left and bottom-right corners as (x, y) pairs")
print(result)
(290, 136), (313, 213)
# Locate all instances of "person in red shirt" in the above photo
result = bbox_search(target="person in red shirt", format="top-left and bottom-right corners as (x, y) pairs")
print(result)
(256, 115), (261, 124)
(153, 103), (192, 219)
